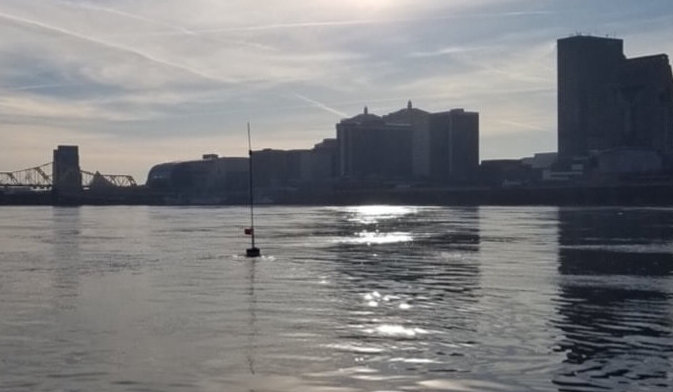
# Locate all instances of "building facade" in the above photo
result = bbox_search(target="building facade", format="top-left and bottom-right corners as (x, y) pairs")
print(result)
(337, 107), (414, 180)
(336, 103), (479, 184)
(557, 35), (673, 160)
(52, 145), (82, 194)
(147, 155), (248, 195)
(427, 109), (479, 183)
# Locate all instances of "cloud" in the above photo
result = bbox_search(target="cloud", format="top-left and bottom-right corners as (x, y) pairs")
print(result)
(0, 9), (227, 84)
(0, 0), (672, 181)
(291, 93), (348, 118)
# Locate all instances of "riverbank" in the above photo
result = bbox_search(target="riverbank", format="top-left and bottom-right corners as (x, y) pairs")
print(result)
(2, 182), (673, 206)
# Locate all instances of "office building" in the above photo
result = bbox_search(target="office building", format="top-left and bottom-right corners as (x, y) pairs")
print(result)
(337, 107), (414, 180)
(52, 145), (82, 194)
(147, 155), (248, 194)
(336, 102), (479, 184)
(557, 35), (673, 160)
(427, 109), (479, 183)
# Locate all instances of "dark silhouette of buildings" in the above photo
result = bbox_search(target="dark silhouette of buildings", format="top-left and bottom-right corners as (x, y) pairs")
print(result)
(557, 35), (673, 161)
(147, 155), (248, 197)
(10, 34), (673, 205)
(147, 102), (479, 201)
(52, 145), (82, 195)
(427, 109), (479, 183)
(137, 35), (673, 204)
(337, 102), (479, 184)
(337, 106), (415, 180)
(145, 138), (341, 202)
(251, 142), (338, 188)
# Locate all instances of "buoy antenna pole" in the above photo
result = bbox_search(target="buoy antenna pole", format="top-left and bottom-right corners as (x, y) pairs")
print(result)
(246, 122), (261, 258)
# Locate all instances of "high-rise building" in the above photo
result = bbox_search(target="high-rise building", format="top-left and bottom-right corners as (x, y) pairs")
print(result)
(557, 35), (673, 160)
(428, 109), (479, 183)
(52, 145), (82, 194)
(337, 107), (414, 180)
(336, 103), (479, 183)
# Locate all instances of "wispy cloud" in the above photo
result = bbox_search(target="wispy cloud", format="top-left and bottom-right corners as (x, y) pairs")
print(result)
(291, 93), (348, 118)
(407, 46), (487, 58)
(0, 10), (226, 84)
(0, 0), (671, 180)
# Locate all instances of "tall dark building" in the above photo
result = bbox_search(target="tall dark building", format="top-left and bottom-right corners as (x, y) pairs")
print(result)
(428, 109), (479, 183)
(336, 103), (479, 183)
(557, 35), (673, 159)
(52, 145), (82, 194)
(337, 107), (414, 180)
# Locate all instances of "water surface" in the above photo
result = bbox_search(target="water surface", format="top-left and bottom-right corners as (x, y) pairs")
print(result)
(1, 206), (672, 391)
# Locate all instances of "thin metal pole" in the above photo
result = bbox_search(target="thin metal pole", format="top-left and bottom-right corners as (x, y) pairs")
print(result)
(247, 122), (255, 249)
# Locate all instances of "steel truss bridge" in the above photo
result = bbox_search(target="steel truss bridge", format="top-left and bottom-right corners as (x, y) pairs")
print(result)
(0, 162), (137, 189)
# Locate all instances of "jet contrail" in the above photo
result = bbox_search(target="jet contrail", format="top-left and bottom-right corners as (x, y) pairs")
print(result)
(111, 11), (553, 36)
(0, 10), (226, 84)
(56, 1), (279, 51)
(498, 119), (548, 132)
(56, 0), (196, 35)
(292, 93), (347, 117)
(0, 82), (81, 91)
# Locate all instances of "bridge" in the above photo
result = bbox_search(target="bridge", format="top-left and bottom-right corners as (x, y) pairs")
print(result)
(0, 162), (137, 190)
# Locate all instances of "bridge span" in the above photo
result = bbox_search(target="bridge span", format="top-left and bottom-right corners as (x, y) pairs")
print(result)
(0, 162), (137, 190)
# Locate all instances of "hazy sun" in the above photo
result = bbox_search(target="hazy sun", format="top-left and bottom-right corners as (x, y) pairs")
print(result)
(352, 0), (390, 11)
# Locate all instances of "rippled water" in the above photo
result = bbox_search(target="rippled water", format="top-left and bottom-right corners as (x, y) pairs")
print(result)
(1, 206), (672, 391)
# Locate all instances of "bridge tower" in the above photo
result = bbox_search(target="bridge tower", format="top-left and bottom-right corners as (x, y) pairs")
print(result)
(52, 145), (82, 195)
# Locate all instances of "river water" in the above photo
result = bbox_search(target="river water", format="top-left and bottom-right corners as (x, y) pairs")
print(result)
(1, 206), (672, 391)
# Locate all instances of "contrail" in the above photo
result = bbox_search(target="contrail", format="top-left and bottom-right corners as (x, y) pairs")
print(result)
(0, 10), (225, 84)
(0, 82), (81, 91)
(498, 119), (548, 132)
(292, 93), (347, 117)
(407, 46), (486, 58)
(118, 11), (553, 36)
(56, 0), (196, 35)
(55, 1), (279, 51)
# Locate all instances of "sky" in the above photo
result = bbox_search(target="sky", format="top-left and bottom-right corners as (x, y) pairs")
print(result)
(1, 0), (672, 183)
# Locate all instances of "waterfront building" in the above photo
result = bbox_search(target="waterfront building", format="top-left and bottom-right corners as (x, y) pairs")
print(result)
(337, 106), (414, 180)
(427, 109), (479, 184)
(309, 138), (339, 181)
(557, 35), (673, 160)
(146, 143), (338, 197)
(146, 155), (248, 194)
(336, 102), (479, 184)
(52, 145), (82, 194)
(252, 148), (311, 188)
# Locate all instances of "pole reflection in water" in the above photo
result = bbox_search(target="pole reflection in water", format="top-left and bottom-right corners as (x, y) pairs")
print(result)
(554, 208), (673, 392)
(246, 258), (257, 378)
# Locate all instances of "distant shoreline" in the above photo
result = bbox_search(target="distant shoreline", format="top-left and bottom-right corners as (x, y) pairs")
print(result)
(2, 182), (673, 207)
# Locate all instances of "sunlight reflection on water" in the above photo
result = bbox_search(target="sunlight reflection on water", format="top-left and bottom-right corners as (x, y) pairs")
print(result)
(1, 206), (672, 392)
(342, 205), (418, 224)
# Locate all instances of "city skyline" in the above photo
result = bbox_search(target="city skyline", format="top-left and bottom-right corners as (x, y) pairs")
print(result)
(1, 0), (672, 182)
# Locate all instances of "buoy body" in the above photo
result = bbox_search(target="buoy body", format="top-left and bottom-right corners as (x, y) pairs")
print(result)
(246, 247), (261, 258)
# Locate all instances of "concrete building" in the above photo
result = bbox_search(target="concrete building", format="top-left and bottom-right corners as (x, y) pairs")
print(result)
(147, 140), (340, 198)
(336, 102), (479, 184)
(427, 109), (479, 183)
(594, 148), (663, 175)
(309, 138), (339, 181)
(382, 101), (431, 178)
(147, 155), (248, 194)
(252, 148), (311, 188)
(557, 35), (673, 160)
(52, 145), (82, 194)
(337, 107), (414, 180)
